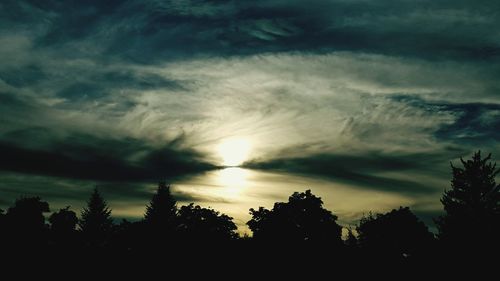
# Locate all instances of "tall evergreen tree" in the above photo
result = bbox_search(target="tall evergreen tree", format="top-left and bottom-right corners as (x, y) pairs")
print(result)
(435, 151), (500, 249)
(79, 188), (113, 247)
(144, 181), (177, 229)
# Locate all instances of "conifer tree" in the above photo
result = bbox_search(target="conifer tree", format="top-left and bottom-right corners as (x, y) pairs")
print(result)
(144, 181), (177, 230)
(79, 188), (113, 247)
(436, 151), (500, 248)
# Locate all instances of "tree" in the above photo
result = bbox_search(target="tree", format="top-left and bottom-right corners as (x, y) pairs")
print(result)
(356, 207), (434, 258)
(144, 181), (177, 230)
(177, 203), (238, 241)
(247, 190), (342, 245)
(79, 188), (113, 247)
(344, 227), (358, 248)
(435, 151), (500, 249)
(50, 206), (78, 234)
(4, 197), (50, 250)
(49, 206), (78, 248)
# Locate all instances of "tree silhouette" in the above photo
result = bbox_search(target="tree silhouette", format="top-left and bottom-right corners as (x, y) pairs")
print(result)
(79, 188), (113, 248)
(4, 197), (50, 250)
(356, 207), (434, 259)
(50, 206), (78, 233)
(140, 182), (178, 249)
(49, 206), (78, 248)
(144, 181), (177, 229)
(435, 151), (500, 249)
(344, 227), (358, 248)
(247, 190), (342, 245)
(177, 203), (238, 241)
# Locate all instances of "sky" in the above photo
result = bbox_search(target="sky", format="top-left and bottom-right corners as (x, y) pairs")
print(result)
(1, 0), (499, 233)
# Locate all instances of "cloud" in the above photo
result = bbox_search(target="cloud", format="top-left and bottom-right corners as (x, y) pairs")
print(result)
(243, 150), (466, 196)
(3, 0), (500, 64)
(435, 103), (500, 145)
(0, 128), (215, 181)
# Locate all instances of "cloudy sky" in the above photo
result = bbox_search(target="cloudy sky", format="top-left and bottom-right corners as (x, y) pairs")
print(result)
(1, 0), (499, 232)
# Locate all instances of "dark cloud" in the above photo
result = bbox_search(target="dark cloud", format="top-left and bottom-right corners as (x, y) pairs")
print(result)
(244, 151), (466, 195)
(3, 0), (498, 64)
(435, 103), (500, 145)
(0, 91), (41, 130)
(391, 95), (500, 146)
(0, 65), (46, 87)
(0, 128), (215, 181)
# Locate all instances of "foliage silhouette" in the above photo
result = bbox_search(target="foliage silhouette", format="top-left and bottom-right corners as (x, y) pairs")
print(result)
(0, 152), (498, 268)
(357, 207), (434, 259)
(247, 189), (342, 245)
(50, 206), (78, 233)
(344, 227), (358, 248)
(144, 181), (177, 230)
(79, 188), (113, 248)
(49, 206), (79, 248)
(177, 203), (238, 242)
(3, 197), (50, 250)
(435, 151), (500, 250)
(137, 181), (179, 250)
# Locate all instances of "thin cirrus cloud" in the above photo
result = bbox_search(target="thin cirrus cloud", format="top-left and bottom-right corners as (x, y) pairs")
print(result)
(0, 0), (499, 226)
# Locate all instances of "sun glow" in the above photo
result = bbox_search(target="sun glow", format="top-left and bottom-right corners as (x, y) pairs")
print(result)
(218, 167), (248, 189)
(217, 138), (251, 167)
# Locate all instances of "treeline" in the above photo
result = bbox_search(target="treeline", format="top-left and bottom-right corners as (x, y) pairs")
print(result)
(0, 151), (499, 266)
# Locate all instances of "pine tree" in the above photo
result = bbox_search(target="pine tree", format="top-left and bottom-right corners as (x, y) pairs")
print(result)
(79, 188), (113, 247)
(144, 181), (177, 230)
(436, 151), (500, 248)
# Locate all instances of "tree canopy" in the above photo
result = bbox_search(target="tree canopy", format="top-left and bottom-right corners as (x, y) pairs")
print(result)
(247, 190), (342, 245)
(357, 207), (434, 258)
(177, 203), (238, 241)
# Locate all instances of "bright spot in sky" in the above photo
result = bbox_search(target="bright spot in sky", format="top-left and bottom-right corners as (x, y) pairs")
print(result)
(218, 167), (248, 192)
(217, 138), (251, 167)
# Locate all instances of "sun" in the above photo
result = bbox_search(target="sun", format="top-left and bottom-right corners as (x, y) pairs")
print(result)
(217, 138), (251, 167)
